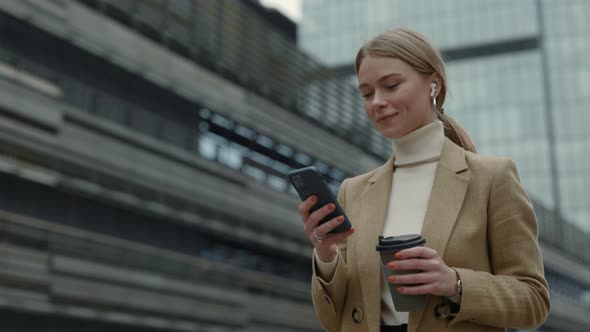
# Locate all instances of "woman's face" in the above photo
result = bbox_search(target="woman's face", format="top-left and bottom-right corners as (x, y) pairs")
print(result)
(357, 55), (436, 139)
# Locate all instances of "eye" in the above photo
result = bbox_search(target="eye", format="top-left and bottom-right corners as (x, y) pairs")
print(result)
(386, 83), (400, 89)
(361, 91), (373, 99)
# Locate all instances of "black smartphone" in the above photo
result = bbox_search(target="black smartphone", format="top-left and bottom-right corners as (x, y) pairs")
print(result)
(287, 166), (351, 234)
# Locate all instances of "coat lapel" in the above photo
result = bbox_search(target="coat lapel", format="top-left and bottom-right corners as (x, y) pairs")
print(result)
(409, 139), (470, 330)
(354, 156), (395, 332)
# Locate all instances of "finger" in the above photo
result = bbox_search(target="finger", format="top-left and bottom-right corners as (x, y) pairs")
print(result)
(303, 202), (336, 233)
(395, 246), (437, 260)
(387, 258), (442, 272)
(317, 228), (355, 247)
(314, 215), (346, 237)
(298, 195), (318, 222)
(395, 283), (436, 296)
(387, 271), (437, 285)
(396, 281), (449, 296)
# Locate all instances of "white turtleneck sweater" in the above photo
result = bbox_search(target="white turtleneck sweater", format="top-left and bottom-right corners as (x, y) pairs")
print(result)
(315, 120), (446, 325)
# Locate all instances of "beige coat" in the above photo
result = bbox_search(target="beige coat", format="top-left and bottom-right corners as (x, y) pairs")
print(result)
(311, 139), (550, 332)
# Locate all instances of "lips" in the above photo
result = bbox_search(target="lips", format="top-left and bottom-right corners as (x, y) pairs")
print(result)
(377, 113), (398, 122)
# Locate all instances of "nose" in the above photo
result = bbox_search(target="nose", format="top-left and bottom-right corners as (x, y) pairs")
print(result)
(371, 90), (387, 109)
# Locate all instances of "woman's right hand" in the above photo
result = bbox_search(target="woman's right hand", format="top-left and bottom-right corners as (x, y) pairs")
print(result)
(298, 195), (354, 262)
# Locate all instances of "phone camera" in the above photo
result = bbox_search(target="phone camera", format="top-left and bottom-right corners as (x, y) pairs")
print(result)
(291, 175), (305, 189)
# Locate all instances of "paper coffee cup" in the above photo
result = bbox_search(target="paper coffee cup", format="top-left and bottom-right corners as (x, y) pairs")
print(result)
(376, 234), (427, 311)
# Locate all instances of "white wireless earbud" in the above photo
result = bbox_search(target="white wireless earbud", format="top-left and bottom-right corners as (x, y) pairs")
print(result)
(430, 83), (437, 97)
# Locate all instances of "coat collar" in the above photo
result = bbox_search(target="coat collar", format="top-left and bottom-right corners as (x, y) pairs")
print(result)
(418, 138), (469, 258)
(367, 134), (467, 184)
(354, 138), (470, 331)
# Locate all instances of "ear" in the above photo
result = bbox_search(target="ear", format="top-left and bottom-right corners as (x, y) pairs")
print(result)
(430, 74), (443, 98)
(430, 83), (437, 97)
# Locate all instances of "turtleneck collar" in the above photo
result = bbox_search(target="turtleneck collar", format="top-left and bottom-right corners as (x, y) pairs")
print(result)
(392, 120), (445, 167)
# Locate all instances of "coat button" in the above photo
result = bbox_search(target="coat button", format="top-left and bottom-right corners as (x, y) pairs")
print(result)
(434, 302), (451, 319)
(352, 307), (363, 323)
(434, 301), (459, 320)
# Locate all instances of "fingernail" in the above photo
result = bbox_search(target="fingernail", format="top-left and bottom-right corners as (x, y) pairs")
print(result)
(388, 276), (396, 282)
(328, 203), (335, 211)
(310, 196), (317, 203)
(397, 287), (403, 293)
(395, 253), (402, 259)
(349, 228), (355, 234)
(387, 262), (395, 269)
(337, 216), (344, 223)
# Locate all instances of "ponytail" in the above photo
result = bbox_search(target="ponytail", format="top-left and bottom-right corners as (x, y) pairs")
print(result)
(439, 113), (477, 153)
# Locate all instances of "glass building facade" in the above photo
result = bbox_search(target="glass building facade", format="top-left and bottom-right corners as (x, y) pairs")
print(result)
(299, 0), (590, 234)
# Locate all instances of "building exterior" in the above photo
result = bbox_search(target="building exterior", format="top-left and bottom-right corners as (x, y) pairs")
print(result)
(0, 0), (588, 331)
(0, 0), (367, 331)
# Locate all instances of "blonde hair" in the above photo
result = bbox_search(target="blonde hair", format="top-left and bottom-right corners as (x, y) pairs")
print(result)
(355, 28), (476, 153)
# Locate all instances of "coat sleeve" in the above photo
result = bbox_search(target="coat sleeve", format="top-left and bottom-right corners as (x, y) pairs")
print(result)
(311, 178), (350, 332)
(448, 159), (551, 329)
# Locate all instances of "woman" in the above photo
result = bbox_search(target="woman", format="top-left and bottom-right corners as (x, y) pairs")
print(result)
(298, 28), (550, 332)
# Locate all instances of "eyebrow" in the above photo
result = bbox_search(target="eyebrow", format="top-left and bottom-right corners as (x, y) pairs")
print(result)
(358, 73), (402, 90)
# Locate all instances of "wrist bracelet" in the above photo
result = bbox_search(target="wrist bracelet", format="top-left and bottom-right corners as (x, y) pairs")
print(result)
(451, 268), (462, 296)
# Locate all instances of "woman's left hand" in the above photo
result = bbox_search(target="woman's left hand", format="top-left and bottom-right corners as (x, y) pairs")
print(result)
(386, 246), (459, 297)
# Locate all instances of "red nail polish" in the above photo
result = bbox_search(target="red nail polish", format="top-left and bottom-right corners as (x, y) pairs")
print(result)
(337, 216), (344, 223)
(310, 196), (317, 203)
